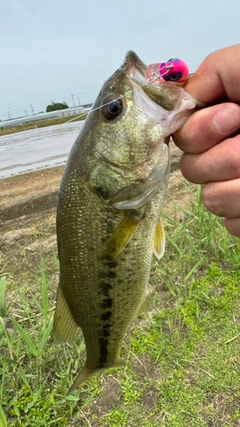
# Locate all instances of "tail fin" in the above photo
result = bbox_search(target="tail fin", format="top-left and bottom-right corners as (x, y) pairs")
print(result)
(68, 365), (100, 393)
(68, 357), (123, 393)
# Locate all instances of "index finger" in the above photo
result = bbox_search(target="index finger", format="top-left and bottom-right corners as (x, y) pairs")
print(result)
(184, 44), (240, 104)
(173, 102), (240, 153)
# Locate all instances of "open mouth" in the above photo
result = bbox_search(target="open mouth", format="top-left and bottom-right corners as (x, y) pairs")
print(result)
(121, 51), (183, 111)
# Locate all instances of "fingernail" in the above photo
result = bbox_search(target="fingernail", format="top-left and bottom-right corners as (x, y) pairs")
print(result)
(213, 107), (240, 134)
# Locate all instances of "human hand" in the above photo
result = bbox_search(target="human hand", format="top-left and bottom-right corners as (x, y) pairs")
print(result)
(173, 44), (240, 238)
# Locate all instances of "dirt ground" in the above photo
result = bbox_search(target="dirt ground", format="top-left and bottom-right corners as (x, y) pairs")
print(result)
(0, 143), (191, 292)
(0, 144), (201, 425)
(0, 165), (64, 290)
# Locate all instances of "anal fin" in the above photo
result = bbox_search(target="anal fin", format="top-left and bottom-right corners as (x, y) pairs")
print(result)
(53, 285), (78, 343)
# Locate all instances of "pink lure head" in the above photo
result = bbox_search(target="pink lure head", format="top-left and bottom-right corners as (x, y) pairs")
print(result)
(146, 58), (189, 85)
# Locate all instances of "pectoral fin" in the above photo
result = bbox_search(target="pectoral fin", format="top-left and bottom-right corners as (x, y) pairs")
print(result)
(53, 286), (78, 343)
(154, 218), (165, 260)
(103, 212), (143, 259)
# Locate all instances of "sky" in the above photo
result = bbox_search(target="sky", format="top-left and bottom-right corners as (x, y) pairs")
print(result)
(1, 0), (240, 121)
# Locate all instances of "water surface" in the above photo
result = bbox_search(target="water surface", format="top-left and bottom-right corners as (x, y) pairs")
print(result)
(0, 121), (84, 179)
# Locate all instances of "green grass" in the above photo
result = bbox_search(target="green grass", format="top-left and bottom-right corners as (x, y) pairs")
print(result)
(1, 184), (240, 426)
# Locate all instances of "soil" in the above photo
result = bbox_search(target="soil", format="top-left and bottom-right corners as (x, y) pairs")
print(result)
(0, 143), (198, 425)
(0, 166), (64, 290)
(0, 143), (193, 292)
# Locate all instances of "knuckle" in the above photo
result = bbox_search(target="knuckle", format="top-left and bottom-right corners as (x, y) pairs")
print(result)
(201, 184), (224, 216)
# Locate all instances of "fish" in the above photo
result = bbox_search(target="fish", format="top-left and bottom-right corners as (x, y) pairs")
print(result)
(53, 51), (196, 391)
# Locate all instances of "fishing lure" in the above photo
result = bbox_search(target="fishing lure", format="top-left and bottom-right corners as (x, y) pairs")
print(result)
(146, 58), (189, 85)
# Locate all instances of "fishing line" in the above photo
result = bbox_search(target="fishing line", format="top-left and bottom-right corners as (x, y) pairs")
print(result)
(63, 65), (172, 125)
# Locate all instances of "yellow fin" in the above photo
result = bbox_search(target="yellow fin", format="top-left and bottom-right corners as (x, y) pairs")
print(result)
(103, 212), (142, 259)
(53, 286), (78, 343)
(154, 218), (165, 260)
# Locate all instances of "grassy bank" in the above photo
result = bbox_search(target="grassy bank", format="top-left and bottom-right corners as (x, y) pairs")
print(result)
(0, 114), (87, 136)
(0, 184), (240, 426)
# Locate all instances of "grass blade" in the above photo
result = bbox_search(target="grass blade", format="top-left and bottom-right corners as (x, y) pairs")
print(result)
(0, 277), (6, 317)
(38, 316), (53, 355)
(184, 260), (202, 281)
(40, 259), (49, 318)
(0, 404), (7, 427)
(10, 316), (38, 356)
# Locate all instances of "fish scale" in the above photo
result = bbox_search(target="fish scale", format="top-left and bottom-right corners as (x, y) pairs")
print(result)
(53, 51), (197, 391)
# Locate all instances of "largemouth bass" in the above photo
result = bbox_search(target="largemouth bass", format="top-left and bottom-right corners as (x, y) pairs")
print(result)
(53, 51), (196, 391)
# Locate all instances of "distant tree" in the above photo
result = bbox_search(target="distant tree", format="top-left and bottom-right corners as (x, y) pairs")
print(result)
(46, 102), (69, 112)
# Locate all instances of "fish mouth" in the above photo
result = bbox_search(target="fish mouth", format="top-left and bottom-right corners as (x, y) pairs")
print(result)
(121, 51), (187, 111)
(121, 50), (148, 85)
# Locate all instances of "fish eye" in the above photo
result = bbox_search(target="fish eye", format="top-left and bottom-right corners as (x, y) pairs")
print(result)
(168, 72), (182, 82)
(101, 98), (123, 120)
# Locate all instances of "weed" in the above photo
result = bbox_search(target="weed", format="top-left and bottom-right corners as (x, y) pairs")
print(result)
(1, 183), (240, 426)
